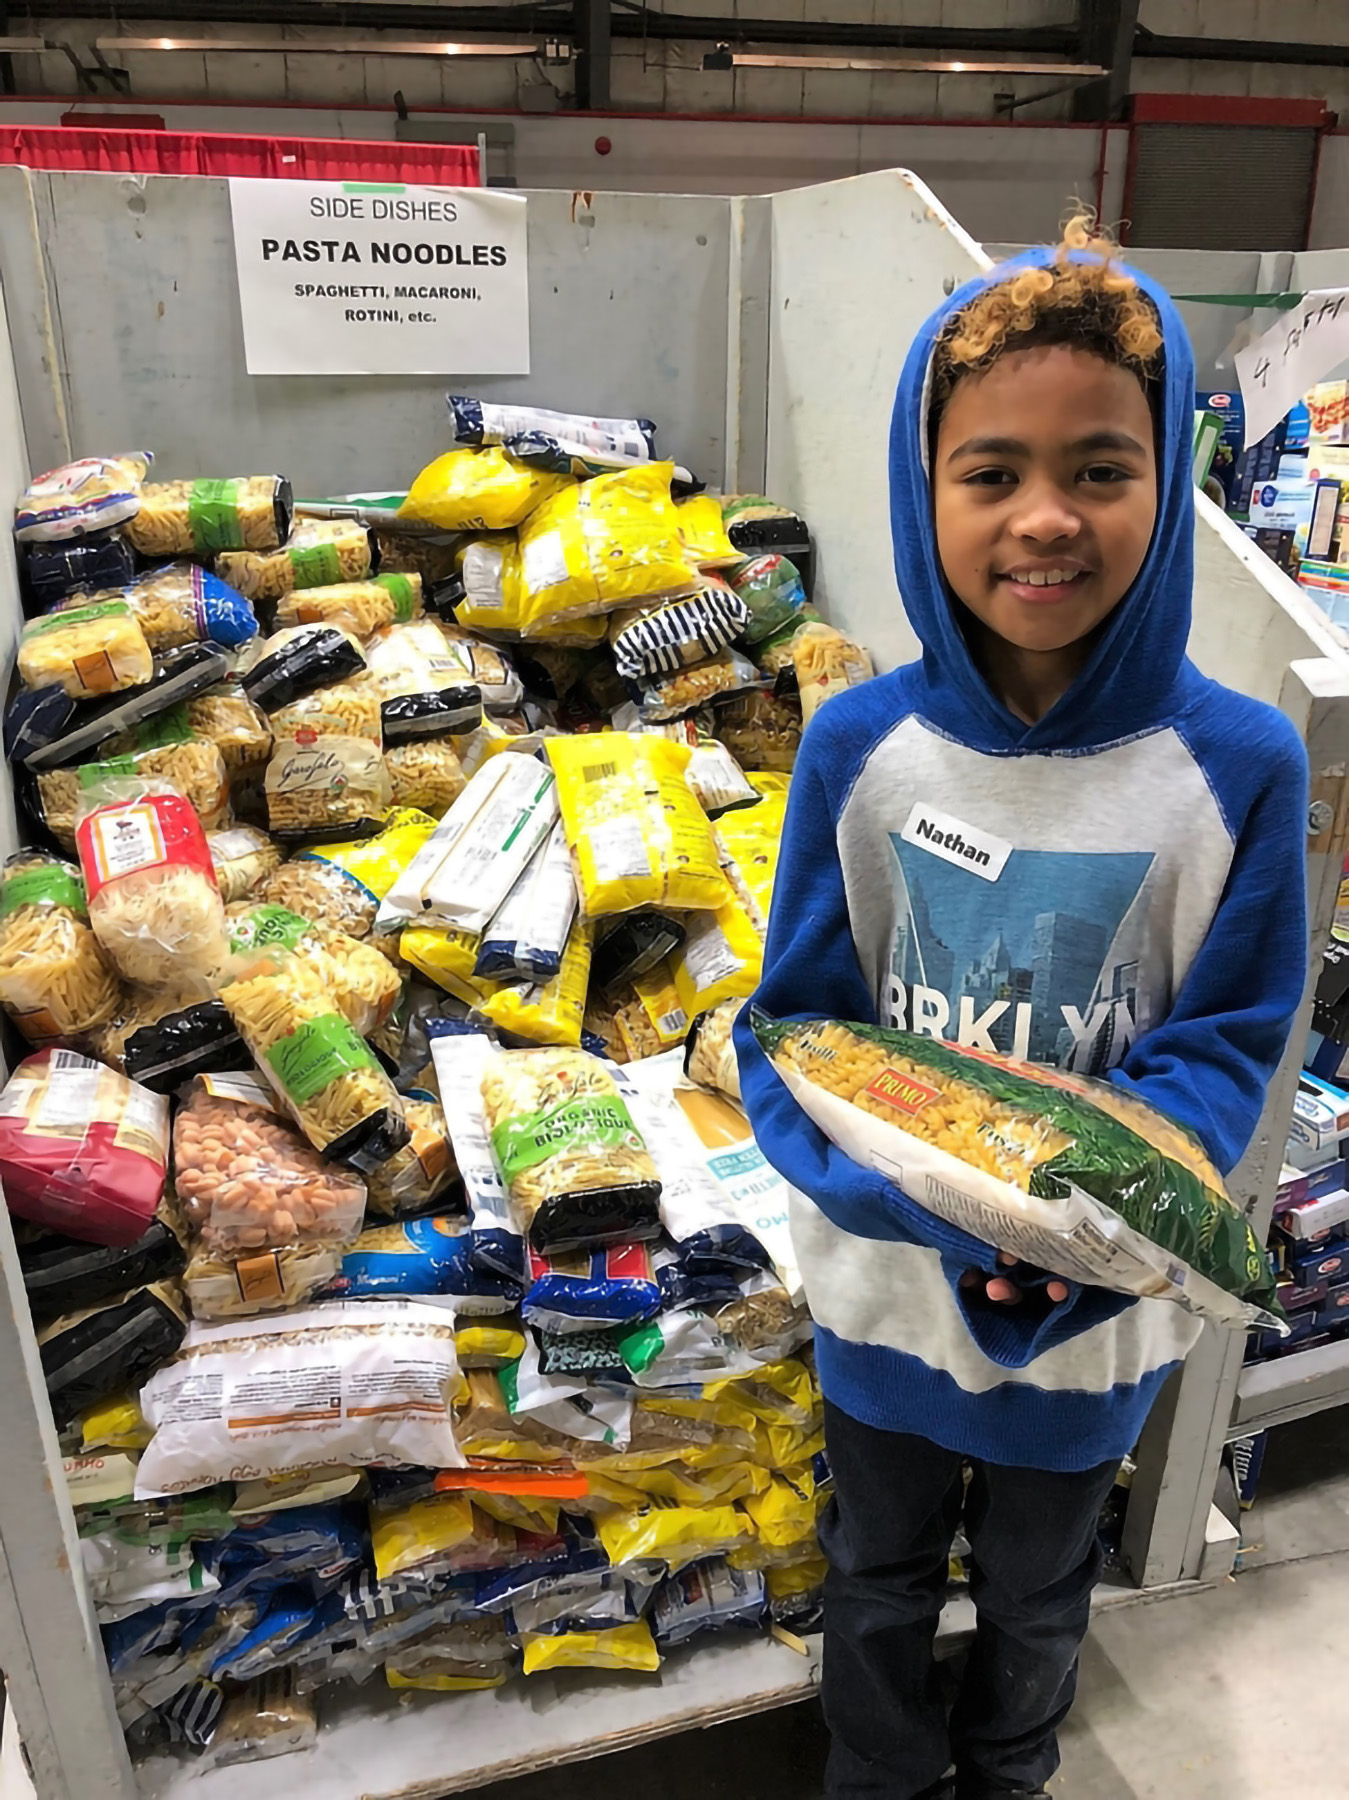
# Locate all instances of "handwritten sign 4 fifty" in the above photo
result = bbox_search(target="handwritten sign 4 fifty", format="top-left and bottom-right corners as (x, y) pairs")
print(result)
(1234, 289), (1349, 450)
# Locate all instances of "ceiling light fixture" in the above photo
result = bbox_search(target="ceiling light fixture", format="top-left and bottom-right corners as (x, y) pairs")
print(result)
(95, 37), (541, 59)
(701, 51), (1106, 76)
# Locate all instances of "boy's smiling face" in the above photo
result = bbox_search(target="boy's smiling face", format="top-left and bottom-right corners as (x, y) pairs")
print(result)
(932, 342), (1159, 657)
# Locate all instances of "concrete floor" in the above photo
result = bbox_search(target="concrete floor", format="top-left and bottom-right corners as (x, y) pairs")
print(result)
(479, 1412), (1349, 1800)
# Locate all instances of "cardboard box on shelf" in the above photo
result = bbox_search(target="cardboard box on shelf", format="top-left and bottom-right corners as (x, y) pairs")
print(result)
(1284, 1236), (1349, 1287)
(1289, 1074), (1349, 1153)
(1307, 379), (1349, 446)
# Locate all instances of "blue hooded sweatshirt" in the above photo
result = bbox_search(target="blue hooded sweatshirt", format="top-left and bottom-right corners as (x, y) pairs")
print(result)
(733, 249), (1309, 1472)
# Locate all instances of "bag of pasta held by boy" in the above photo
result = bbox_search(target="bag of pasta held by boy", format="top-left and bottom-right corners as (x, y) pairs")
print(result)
(751, 1011), (1283, 1331)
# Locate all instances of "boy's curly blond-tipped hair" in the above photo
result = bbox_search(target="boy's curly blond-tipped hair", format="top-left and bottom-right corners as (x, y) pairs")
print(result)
(930, 212), (1165, 415)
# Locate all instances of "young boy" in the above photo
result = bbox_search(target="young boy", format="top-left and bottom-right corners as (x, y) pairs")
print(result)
(734, 221), (1309, 1799)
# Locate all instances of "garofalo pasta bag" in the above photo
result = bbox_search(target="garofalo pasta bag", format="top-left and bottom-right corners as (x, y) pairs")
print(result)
(752, 1011), (1283, 1332)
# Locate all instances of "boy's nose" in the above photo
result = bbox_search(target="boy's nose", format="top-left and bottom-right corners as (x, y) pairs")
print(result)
(1009, 488), (1083, 544)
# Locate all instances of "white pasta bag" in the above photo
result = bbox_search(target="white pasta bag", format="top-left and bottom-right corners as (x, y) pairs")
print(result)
(376, 752), (559, 934)
(74, 781), (229, 995)
(617, 1050), (745, 1246)
(475, 816), (578, 983)
(135, 1300), (465, 1498)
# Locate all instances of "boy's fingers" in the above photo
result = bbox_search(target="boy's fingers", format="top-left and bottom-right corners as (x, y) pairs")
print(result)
(996, 1251), (1019, 1267)
(958, 1270), (982, 1291)
(1047, 1280), (1070, 1303)
(984, 1276), (1022, 1304)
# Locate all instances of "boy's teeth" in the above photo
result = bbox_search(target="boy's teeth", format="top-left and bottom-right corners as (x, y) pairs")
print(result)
(1017, 569), (1073, 586)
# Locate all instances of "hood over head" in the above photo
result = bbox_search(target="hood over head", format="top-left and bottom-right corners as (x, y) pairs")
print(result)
(888, 246), (1196, 753)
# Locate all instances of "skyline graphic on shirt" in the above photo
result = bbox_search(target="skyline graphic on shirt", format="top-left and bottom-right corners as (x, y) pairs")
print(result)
(884, 837), (1155, 1074)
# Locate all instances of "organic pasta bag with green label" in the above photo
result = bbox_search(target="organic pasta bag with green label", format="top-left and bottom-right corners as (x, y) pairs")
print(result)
(274, 574), (423, 640)
(481, 1046), (662, 1253)
(124, 476), (293, 559)
(752, 1011), (1284, 1332)
(546, 732), (728, 919)
(220, 955), (408, 1172)
(510, 463), (695, 634)
(215, 517), (374, 602)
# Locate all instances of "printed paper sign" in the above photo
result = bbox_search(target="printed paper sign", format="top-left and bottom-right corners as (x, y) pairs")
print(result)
(1234, 289), (1349, 449)
(228, 179), (529, 376)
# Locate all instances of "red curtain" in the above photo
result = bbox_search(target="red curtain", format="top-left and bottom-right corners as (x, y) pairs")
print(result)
(0, 125), (481, 185)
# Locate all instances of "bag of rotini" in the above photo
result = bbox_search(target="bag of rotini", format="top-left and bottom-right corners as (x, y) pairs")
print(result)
(0, 851), (121, 1045)
(219, 957), (408, 1173)
(546, 733), (728, 919)
(400, 446), (573, 532)
(215, 518), (374, 602)
(256, 809), (439, 941)
(510, 463), (694, 633)
(124, 476), (292, 559)
(264, 734), (391, 843)
(186, 685), (273, 773)
(125, 565), (259, 652)
(274, 574), (423, 639)
(752, 1010), (1284, 1331)
(481, 1045), (662, 1253)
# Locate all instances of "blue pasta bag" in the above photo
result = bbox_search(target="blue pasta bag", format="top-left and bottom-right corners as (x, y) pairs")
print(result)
(523, 1241), (663, 1333)
(320, 1215), (521, 1313)
(127, 564), (259, 651)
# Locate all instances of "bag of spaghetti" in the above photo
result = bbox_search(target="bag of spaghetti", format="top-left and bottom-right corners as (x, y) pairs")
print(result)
(226, 902), (401, 1037)
(546, 732), (728, 919)
(35, 716), (231, 852)
(480, 917), (593, 1049)
(125, 564), (259, 652)
(0, 851), (121, 1046)
(481, 1045), (662, 1253)
(400, 445), (573, 532)
(751, 1011), (1285, 1331)
(185, 685), (273, 773)
(215, 517), (374, 602)
(73, 778), (230, 994)
(790, 621), (874, 724)
(509, 463), (693, 633)
(220, 954), (408, 1173)
(18, 599), (154, 699)
(274, 573), (423, 639)
(124, 476), (292, 559)
(255, 808), (438, 941)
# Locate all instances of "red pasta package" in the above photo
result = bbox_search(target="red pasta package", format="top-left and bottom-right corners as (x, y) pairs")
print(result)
(0, 1048), (170, 1245)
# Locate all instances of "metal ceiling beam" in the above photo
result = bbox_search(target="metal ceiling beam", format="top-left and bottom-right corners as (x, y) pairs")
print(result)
(1072, 0), (1138, 123)
(574, 0), (610, 109)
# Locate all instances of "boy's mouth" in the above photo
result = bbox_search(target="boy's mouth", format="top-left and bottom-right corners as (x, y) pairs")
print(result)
(997, 565), (1091, 602)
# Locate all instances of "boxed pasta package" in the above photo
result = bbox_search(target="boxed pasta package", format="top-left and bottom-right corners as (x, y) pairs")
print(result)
(752, 1011), (1285, 1331)
(0, 1048), (169, 1245)
(481, 1045), (662, 1253)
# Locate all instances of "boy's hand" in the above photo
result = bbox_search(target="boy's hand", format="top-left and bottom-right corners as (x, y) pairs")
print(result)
(960, 1252), (1071, 1307)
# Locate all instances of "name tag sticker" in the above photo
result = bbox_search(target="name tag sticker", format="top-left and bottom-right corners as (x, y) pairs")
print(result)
(900, 802), (1011, 882)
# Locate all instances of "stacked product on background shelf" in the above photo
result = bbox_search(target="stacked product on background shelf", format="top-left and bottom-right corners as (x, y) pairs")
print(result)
(0, 413), (878, 1768)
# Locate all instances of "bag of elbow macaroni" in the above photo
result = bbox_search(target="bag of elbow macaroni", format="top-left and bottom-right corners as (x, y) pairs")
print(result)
(751, 1010), (1285, 1332)
(400, 447), (573, 533)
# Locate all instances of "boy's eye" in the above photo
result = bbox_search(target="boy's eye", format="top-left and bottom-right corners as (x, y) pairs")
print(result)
(1081, 462), (1132, 484)
(963, 467), (1017, 487)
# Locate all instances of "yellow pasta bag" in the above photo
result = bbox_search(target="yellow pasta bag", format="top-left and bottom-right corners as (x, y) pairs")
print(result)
(469, 1489), (560, 1536)
(80, 1390), (151, 1452)
(715, 787), (786, 931)
(766, 1555), (828, 1601)
(510, 464), (694, 632)
(387, 1669), (507, 1693)
(709, 1358), (817, 1426)
(676, 493), (742, 569)
(370, 1490), (476, 1582)
(613, 958), (689, 1060)
(454, 1323), (527, 1367)
(546, 733), (728, 918)
(741, 1467), (818, 1554)
(400, 447), (572, 532)
(18, 600), (153, 698)
(670, 898), (763, 1019)
(584, 1458), (768, 1509)
(596, 1499), (755, 1570)
(400, 923), (494, 1007)
(478, 918), (592, 1047)
(522, 1621), (660, 1676)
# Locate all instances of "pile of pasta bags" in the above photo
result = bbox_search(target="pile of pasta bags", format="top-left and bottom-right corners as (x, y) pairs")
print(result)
(1, 405), (876, 1766)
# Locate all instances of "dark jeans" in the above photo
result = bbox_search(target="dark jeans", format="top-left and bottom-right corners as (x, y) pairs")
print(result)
(819, 1399), (1120, 1800)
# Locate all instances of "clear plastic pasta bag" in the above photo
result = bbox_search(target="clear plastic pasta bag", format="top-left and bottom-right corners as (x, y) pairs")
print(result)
(219, 956), (408, 1172)
(274, 573), (423, 639)
(36, 728), (231, 853)
(268, 672), (383, 746)
(481, 1045), (662, 1253)
(683, 998), (743, 1104)
(182, 684), (273, 772)
(634, 649), (760, 723)
(385, 740), (467, 816)
(124, 476), (293, 558)
(711, 687), (802, 774)
(791, 621), (874, 724)
(208, 826), (282, 903)
(18, 599), (154, 698)
(364, 1095), (458, 1217)
(225, 901), (401, 1037)
(74, 780), (230, 994)
(546, 732), (728, 919)
(752, 1010), (1286, 1332)
(265, 735), (391, 841)
(125, 564), (259, 652)
(173, 1077), (367, 1256)
(0, 851), (122, 1045)
(215, 517), (373, 601)
(15, 453), (151, 542)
